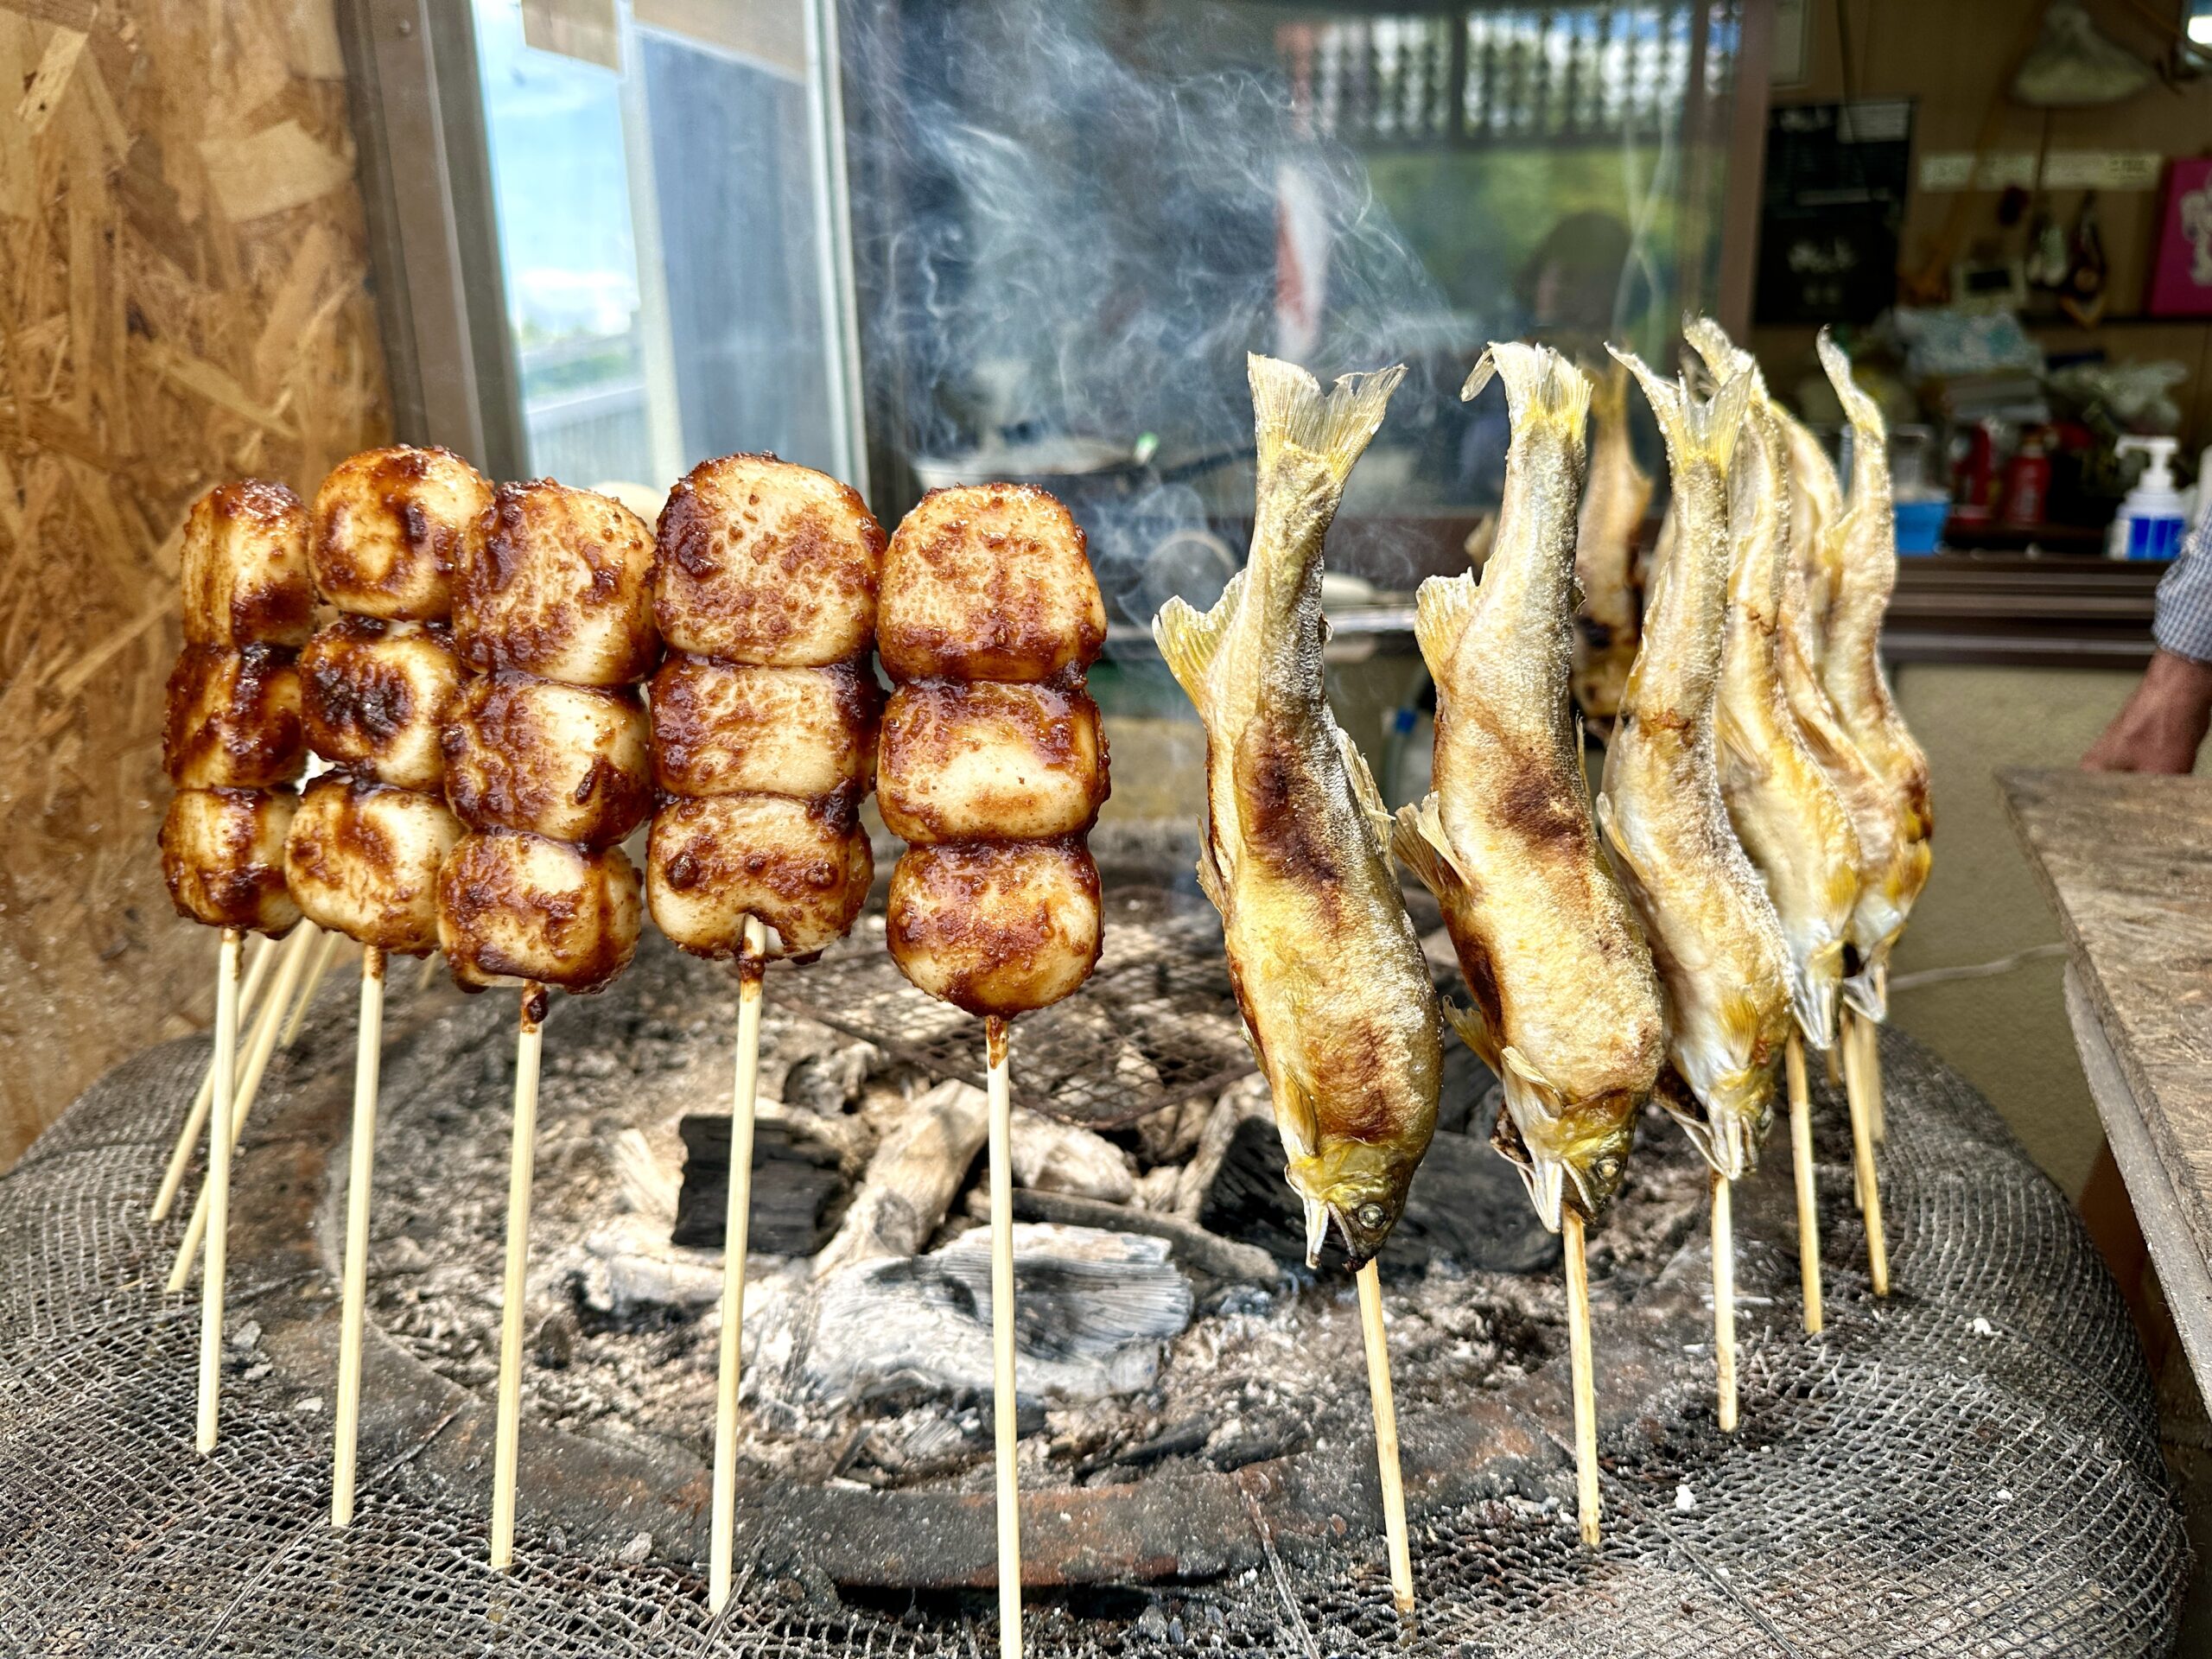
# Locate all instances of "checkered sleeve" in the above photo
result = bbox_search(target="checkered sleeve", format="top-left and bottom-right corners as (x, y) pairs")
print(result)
(2152, 518), (2212, 665)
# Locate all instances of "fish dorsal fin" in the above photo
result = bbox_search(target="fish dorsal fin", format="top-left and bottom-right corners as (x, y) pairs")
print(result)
(1152, 571), (1245, 706)
(1249, 354), (1406, 486)
(1412, 570), (1478, 673)
(1390, 797), (1470, 906)
(1334, 722), (1393, 850)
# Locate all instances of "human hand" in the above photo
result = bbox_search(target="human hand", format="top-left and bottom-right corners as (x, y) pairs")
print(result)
(2082, 649), (2212, 774)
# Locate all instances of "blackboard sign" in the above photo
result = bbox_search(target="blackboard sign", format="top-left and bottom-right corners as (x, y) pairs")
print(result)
(1755, 99), (1915, 326)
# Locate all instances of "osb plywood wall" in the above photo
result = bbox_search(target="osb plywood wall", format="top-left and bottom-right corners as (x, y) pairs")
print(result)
(0, 0), (392, 1167)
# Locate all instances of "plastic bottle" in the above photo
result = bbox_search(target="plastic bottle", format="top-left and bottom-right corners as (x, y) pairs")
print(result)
(2107, 436), (2189, 561)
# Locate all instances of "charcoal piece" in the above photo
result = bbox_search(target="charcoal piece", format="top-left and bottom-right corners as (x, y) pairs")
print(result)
(675, 1114), (855, 1255)
(1436, 1037), (1501, 1137)
(1195, 1109), (1556, 1277)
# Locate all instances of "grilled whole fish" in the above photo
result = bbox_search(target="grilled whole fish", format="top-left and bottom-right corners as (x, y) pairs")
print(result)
(1571, 358), (1653, 727)
(1390, 345), (1663, 1230)
(1154, 356), (1443, 1268)
(1817, 333), (1934, 1016)
(1686, 320), (1861, 1051)
(1781, 409), (1844, 665)
(1598, 352), (1791, 1179)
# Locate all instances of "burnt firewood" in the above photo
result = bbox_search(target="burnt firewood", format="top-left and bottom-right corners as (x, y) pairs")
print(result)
(1195, 1098), (1557, 1278)
(675, 1113), (855, 1255)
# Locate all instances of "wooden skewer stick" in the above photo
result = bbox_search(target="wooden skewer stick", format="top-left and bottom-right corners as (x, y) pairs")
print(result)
(1841, 1009), (1891, 1295)
(331, 946), (386, 1528)
(281, 927), (347, 1048)
(1356, 1257), (1416, 1613)
(166, 922), (323, 1293)
(1865, 1012), (1886, 1143)
(1560, 1208), (1601, 1548)
(416, 950), (441, 994)
(709, 918), (769, 1615)
(1786, 1033), (1824, 1335)
(985, 1015), (1022, 1659)
(490, 983), (548, 1573)
(1712, 1170), (1738, 1433)
(151, 932), (279, 1222)
(196, 930), (243, 1454)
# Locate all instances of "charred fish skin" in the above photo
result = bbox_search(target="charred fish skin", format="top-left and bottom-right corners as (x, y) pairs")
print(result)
(1154, 355), (1443, 1269)
(1598, 351), (1791, 1180)
(1572, 357), (1653, 727)
(1816, 332), (1934, 1016)
(1392, 344), (1664, 1230)
(1686, 320), (1862, 1052)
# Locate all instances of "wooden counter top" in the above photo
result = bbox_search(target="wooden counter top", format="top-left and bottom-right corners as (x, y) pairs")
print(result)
(2005, 767), (2212, 1389)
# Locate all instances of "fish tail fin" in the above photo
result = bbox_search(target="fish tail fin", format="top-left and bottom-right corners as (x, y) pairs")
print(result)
(1333, 722), (1393, 850)
(1463, 341), (1592, 448)
(1152, 571), (1243, 708)
(1682, 315), (1751, 382)
(1413, 569), (1478, 669)
(1817, 329), (1886, 441)
(1249, 353), (1405, 487)
(1611, 345), (1751, 482)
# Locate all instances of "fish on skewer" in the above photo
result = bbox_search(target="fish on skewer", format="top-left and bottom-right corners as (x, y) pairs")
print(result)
(1391, 341), (1665, 1549)
(1685, 321), (1861, 1052)
(1392, 343), (1665, 1230)
(1156, 354), (1441, 1610)
(1600, 349), (1790, 1433)
(1155, 356), (1444, 1269)
(1571, 357), (1655, 730)
(1817, 332), (1934, 1019)
(1598, 352), (1790, 1179)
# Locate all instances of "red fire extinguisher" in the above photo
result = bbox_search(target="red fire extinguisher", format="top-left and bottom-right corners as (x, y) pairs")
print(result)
(2001, 432), (2050, 527)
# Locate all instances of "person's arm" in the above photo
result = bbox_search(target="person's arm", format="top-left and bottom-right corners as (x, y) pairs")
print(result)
(2084, 520), (2212, 773)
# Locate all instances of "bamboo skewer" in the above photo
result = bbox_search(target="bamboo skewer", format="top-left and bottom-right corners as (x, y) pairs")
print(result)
(281, 928), (346, 1048)
(416, 951), (441, 994)
(1560, 1208), (1601, 1547)
(1712, 1171), (1738, 1433)
(1785, 1033), (1824, 1334)
(985, 1015), (1022, 1659)
(490, 984), (548, 1573)
(709, 918), (769, 1616)
(1356, 1257), (1416, 1613)
(151, 931), (279, 1223)
(1866, 1014), (1886, 1143)
(1841, 1009), (1891, 1295)
(166, 922), (322, 1293)
(331, 947), (386, 1528)
(195, 931), (243, 1454)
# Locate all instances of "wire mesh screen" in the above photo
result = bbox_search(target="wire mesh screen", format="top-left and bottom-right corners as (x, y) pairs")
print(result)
(0, 949), (2190, 1656)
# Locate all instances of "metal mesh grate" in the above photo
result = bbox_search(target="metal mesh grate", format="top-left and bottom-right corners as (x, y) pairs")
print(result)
(0, 934), (2190, 1656)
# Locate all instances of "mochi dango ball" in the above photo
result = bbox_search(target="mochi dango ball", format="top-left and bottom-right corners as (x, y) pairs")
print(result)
(454, 481), (659, 688)
(439, 673), (652, 849)
(876, 679), (1106, 845)
(283, 776), (461, 955)
(179, 480), (315, 650)
(297, 618), (462, 791)
(310, 444), (493, 621)
(645, 794), (872, 962)
(648, 657), (878, 802)
(435, 830), (642, 993)
(885, 839), (1103, 1018)
(160, 787), (302, 935)
(162, 644), (305, 791)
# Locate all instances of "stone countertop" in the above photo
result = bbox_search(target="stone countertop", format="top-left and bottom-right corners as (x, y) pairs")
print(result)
(2004, 766), (2212, 1388)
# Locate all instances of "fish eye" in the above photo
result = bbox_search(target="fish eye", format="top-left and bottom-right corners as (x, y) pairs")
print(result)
(1355, 1202), (1387, 1230)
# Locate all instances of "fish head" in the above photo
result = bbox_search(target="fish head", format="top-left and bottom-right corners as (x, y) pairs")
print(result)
(1703, 1065), (1777, 1180)
(1492, 1096), (1636, 1231)
(1286, 1140), (1414, 1270)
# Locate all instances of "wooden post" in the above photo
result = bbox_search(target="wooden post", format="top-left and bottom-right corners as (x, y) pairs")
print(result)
(986, 1015), (1021, 1658)
(490, 984), (548, 1572)
(195, 930), (242, 1454)
(1786, 1033), (1824, 1334)
(331, 946), (386, 1527)
(709, 919), (768, 1614)
(1356, 1258), (1415, 1614)
(1561, 1207), (1601, 1547)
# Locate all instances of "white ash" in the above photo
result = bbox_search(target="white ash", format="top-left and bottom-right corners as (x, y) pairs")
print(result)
(363, 930), (1714, 1494)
